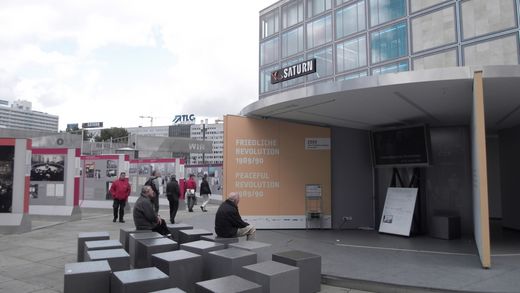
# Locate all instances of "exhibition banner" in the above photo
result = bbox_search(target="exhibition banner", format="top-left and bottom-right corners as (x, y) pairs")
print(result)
(379, 187), (418, 236)
(224, 115), (331, 228)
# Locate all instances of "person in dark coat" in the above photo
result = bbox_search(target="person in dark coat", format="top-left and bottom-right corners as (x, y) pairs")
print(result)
(166, 175), (180, 224)
(215, 192), (256, 240)
(145, 170), (161, 213)
(199, 174), (211, 212)
(133, 185), (170, 236)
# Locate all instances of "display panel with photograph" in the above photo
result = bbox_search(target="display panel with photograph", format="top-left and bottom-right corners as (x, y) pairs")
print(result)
(0, 146), (15, 213)
(31, 154), (65, 181)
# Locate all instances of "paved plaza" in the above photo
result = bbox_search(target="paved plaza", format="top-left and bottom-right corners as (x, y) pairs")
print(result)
(0, 203), (368, 293)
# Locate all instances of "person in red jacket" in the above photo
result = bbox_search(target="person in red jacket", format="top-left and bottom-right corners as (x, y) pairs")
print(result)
(110, 172), (131, 223)
(185, 174), (197, 212)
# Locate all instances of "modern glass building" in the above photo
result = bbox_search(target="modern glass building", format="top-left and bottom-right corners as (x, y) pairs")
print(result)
(259, 0), (520, 97)
(240, 0), (520, 270)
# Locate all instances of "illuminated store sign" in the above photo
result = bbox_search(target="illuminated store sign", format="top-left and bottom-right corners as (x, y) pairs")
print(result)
(271, 58), (316, 84)
(82, 122), (103, 128)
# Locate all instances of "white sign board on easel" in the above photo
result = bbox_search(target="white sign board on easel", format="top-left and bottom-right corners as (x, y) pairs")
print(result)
(379, 187), (418, 236)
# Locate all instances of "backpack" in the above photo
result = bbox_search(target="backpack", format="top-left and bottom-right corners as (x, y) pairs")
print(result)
(145, 177), (159, 196)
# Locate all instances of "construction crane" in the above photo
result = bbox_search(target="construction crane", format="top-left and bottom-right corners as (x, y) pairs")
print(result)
(139, 115), (154, 127)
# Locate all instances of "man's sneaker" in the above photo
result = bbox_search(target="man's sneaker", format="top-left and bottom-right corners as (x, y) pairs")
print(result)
(200, 206), (204, 212)
(119, 219), (125, 223)
(113, 218), (117, 223)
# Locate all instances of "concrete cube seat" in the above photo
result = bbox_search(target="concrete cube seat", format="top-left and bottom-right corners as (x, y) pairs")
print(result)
(64, 260), (111, 293)
(120, 227), (151, 252)
(207, 248), (257, 279)
(196, 275), (262, 293)
(86, 248), (130, 272)
(111, 267), (172, 293)
(178, 228), (213, 244)
(240, 260), (299, 293)
(149, 289), (186, 293)
(272, 250), (321, 293)
(77, 231), (110, 262)
(228, 241), (272, 262)
(201, 234), (239, 248)
(84, 240), (123, 261)
(166, 223), (193, 242)
(180, 240), (226, 278)
(128, 232), (164, 267)
(150, 288), (186, 293)
(151, 250), (203, 293)
(135, 237), (178, 268)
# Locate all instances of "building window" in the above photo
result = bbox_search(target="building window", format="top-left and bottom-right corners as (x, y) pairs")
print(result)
(260, 37), (280, 65)
(336, 35), (367, 72)
(369, 0), (406, 27)
(282, 0), (304, 29)
(307, 0), (331, 18)
(371, 60), (409, 75)
(461, 0), (517, 40)
(307, 14), (333, 49)
(337, 70), (368, 81)
(260, 65), (281, 94)
(307, 46), (333, 81)
(282, 55), (306, 88)
(336, 1), (366, 40)
(261, 10), (279, 39)
(370, 21), (408, 64)
(282, 25), (304, 58)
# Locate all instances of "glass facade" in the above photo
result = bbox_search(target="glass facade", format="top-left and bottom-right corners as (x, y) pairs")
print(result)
(259, 0), (520, 96)
(307, 14), (333, 49)
(337, 36), (367, 72)
(369, 0), (406, 27)
(370, 22), (408, 64)
(336, 1), (365, 39)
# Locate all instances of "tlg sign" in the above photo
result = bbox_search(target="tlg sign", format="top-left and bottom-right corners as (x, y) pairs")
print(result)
(172, 114), (196, 124)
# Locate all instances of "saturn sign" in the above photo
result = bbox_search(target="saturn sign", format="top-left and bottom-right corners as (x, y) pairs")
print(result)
(271, 58), (316, 84)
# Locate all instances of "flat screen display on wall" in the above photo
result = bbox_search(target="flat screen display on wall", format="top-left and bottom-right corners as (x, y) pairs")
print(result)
(371, 125), (431, 167)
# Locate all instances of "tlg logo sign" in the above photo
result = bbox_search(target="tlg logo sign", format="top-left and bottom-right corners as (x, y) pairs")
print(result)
(172, 114), (196, 124)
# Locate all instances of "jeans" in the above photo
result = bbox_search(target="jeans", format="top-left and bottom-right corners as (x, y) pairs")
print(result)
(187, 195), (196, 211)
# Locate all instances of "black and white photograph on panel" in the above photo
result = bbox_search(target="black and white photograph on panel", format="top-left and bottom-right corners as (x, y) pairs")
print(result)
(0, 146), (15, 213)
(31, 154), (65, 181)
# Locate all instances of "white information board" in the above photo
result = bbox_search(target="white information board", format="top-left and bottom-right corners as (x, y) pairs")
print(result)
(378, 187), (418, 236)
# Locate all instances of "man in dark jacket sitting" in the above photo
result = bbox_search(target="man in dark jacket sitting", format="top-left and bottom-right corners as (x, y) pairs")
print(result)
(215, 192), (256, 240)
(133, 185), (170, 236)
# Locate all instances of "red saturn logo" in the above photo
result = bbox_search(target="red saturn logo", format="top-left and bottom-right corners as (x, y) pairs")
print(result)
(271, 70), (283, 81)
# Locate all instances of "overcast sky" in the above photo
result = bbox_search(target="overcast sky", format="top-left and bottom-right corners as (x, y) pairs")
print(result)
(0, 0), (277, 130)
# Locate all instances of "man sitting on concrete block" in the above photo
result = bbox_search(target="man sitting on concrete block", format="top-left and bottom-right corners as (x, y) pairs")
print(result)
(215, 192), (256, 240)
(133, 185), (170, 236)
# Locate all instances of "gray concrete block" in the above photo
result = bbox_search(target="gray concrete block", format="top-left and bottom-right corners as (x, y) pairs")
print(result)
(195, 275), (262, 293)
(119, 228), (151, 252)
(207, 248), (257, 279)
(240, 261), (299, 293)
(128, 232), (163, 267)
(151, 250), (203, 292)
(178, 229), (212, 244)
(84, 240), (123, 261)
(180, 240), (226, 279)
(111, 267), (172, 293)
(135, 237), (178, 268)
(166, 223), (193, 242)
(228, 241), (272, 262)
(64, 260), (111, 293)
(272, 250), (321, 293)
(77, 232), (109, 262)
(149, 288), (186, 293)
(201, 234), (239, 248)
(86, 248), (130, 272)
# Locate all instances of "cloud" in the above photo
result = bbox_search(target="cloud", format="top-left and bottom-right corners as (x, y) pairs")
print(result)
(0, 0), (277, 129)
